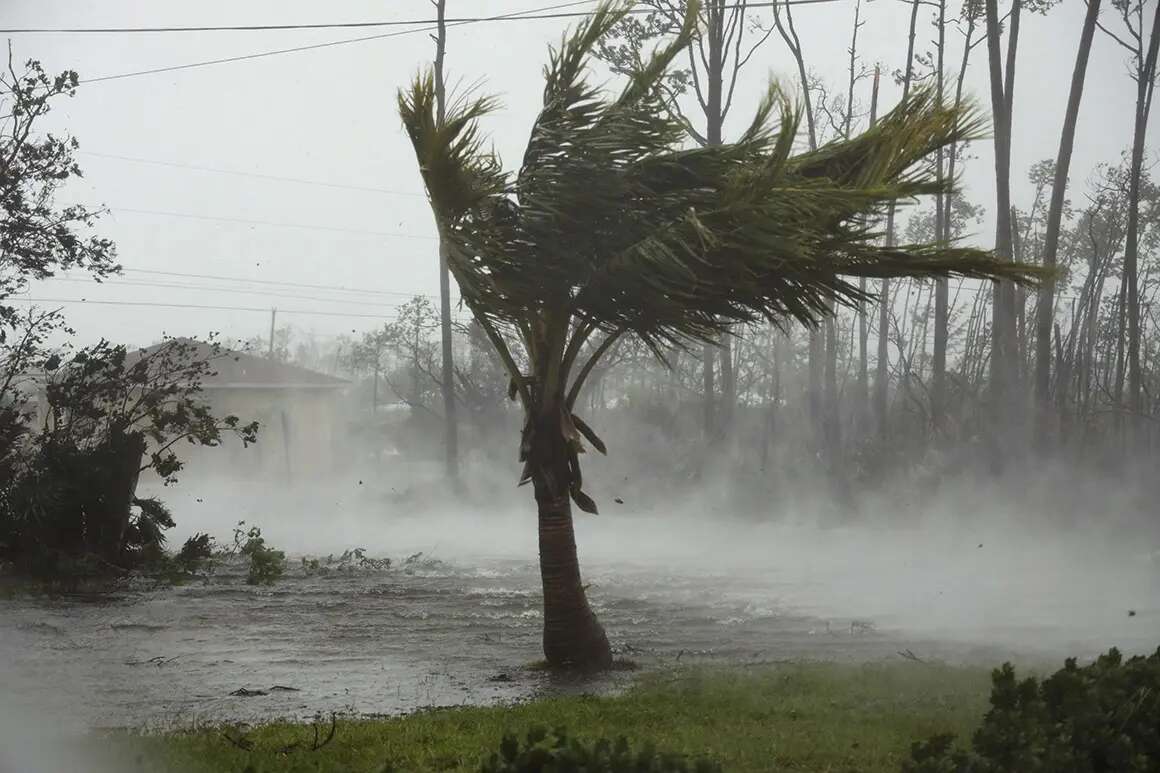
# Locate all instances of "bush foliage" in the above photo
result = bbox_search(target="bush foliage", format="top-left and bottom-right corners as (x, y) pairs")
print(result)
(904, 646), (1160, 773)
(230, 522), (287, 586)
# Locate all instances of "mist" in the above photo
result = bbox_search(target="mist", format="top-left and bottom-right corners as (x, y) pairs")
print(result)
(153, 456), (1160, 660)
(5, 2), (1160, 770)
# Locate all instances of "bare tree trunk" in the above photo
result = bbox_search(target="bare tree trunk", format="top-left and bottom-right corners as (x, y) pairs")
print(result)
(1114, 271), (1128, 428)
(824, 317), (839, 455)
(877, 0), (921, 439)
(372, 363), (380, 412)
(985, 0), (1020, 452)
(932, 0), (948, 434)
(702, 0), (728, 443)
(773, 0), (822, 450)
(433, 0), (459, 480)
(822, 0), (863, 458)
(856, 66), (880, 438)
(702, 343), (715, 439)
(1036, 0), (1100, 447)
(938, 6), (978, 434)
(1124, 1), (1160, 439)
(720, 340), (735, 438)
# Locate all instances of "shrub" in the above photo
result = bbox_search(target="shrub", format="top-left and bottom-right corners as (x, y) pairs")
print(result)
(230, 522), (286, 586)
(903, 646), (1160, 773)
(479, 727), (722, 773)
(1, 336), (258, 579)
(175, 533), (214, 573)
(301, 548), (391, 577)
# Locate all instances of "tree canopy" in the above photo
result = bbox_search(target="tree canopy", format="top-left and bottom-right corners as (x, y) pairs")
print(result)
(400, 1), (1037, 377)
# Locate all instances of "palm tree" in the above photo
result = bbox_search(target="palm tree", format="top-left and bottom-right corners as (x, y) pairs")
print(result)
(398, 0), (1038, 669)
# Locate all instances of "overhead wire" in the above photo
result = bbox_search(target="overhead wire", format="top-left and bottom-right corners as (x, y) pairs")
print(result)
(7, 0), (843, 329)
(28, 0), (847, 85)
(2, 0), (840, 34)
(118, 267), (438, 298)
(45, 276), (413, 307)
(10, 295), (474, 323)
(7, 297), (398, 319)
(67, 0), (600, 85)
(80, 151), (426, 197)
(108, 207), (437, 240)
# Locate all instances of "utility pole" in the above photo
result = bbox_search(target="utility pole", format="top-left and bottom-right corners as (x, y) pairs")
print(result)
(856, 64), (880, 439)
(268, 308), (276, 359)
(433, 0), (459, 481)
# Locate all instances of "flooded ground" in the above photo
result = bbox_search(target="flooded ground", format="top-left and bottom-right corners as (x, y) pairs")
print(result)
(2, 478), (1158, 730)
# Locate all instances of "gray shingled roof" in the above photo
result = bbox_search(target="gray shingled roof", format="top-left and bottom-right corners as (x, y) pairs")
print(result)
(133, 339), (349, 389)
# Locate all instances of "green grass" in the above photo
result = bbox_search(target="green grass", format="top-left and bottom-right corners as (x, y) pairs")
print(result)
(114, 661), (991, 773)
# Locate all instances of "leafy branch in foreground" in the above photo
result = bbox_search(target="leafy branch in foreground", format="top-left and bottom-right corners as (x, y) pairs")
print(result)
(905, 646), (1160, 773)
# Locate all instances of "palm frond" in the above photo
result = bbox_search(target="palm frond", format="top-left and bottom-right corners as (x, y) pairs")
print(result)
(397, 1), (1039, 353)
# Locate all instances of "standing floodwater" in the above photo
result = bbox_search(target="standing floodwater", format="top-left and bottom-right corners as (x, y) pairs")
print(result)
(3, 483), (1158, 729)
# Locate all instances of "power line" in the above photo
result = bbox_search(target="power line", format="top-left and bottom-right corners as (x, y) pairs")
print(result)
(2, 1), (838, 34)
(108, 207), (437, 240)
(45, 276), (410, 307)
(119, 267), (438, 299)
(61, 0), (844, 85)
(72, 1), (596, 85)
(80, 151), (426, 197)
(9, 296), (396, 320)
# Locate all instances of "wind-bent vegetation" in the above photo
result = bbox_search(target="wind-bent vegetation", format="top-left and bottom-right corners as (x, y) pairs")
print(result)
(398, 0), (1039, 669)
(0, 57), (258, 583)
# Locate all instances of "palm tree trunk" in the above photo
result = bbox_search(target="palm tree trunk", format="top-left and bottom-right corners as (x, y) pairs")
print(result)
(531, 413), (611, 670)
(1036, 0), (1100, 445)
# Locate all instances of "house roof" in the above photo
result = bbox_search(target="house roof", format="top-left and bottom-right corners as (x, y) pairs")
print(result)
(132, 339), (349, 390)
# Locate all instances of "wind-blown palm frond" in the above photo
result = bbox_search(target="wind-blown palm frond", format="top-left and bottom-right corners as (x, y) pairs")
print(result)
(398, 0), (1041, 509)
(400, 3), (1035, 350)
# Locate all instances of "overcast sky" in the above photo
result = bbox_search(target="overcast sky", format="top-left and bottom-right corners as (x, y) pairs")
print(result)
(5, 0), (1155, 351)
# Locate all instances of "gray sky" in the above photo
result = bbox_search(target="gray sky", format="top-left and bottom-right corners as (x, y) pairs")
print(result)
(5, 0), (1154, 350)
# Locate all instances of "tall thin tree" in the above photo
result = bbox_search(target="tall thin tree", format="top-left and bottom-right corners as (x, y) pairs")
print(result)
(1098, 0), (1160, 439)
(771, 0), (823, 448)
(932, 0), (949, 431)
(596, 0), (776, 445)
(1035, 0), (1101, 443)
(985, 0), (1020, 443)
(877, 0), (922, 438)
(856, 65), (881, 436)
(824, 0), (866, 457)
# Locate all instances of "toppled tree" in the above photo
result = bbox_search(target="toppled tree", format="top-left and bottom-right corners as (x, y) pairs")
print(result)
(398, 0), (1040, 669)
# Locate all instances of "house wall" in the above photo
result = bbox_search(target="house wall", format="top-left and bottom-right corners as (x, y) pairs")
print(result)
(143, 387), (347, 483)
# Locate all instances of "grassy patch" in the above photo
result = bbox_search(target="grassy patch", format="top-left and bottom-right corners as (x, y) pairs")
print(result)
(115, 661), (990, 772)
